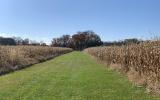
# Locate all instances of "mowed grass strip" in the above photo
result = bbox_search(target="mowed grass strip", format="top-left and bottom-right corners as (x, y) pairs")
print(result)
(0, 52), (159, 100)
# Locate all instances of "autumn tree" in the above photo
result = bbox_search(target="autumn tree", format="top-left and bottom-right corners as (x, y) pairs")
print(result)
(51, 31), (102, 50)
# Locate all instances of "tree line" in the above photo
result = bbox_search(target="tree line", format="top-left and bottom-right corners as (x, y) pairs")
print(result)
(0, 31), (143, 49)
(0, 37), (47, 46)
(51, 31), (103, 50)
(103, 38), (143, 46)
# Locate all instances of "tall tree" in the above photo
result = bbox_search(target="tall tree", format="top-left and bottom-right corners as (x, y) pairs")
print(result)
(51, 31), (102, 50)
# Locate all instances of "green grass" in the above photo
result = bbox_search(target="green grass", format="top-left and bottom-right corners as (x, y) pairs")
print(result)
(0, 51), (159, 100)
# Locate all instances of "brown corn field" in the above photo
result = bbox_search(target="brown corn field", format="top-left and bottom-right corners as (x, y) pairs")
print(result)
(0, 46), (73, 75)
(84, 40), (160, 94)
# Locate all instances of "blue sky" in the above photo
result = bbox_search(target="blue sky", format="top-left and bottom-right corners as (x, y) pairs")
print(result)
(0, 0), (160, 44)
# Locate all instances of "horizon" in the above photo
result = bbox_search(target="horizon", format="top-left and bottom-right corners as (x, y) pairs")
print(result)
(0, 0), (160, 44)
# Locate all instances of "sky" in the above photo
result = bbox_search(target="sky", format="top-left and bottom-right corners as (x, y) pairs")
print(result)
(0, 0), (160, 44)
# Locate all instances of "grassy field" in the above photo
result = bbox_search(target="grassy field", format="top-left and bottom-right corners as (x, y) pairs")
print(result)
(0, 52), (159, 100)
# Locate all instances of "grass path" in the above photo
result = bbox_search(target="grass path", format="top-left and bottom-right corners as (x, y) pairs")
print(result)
(0, 52), (159, 100)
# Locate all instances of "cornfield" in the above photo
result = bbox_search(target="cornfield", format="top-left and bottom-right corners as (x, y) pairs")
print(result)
(84, 40), (160, 94)
(0, 46), (73, 75)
